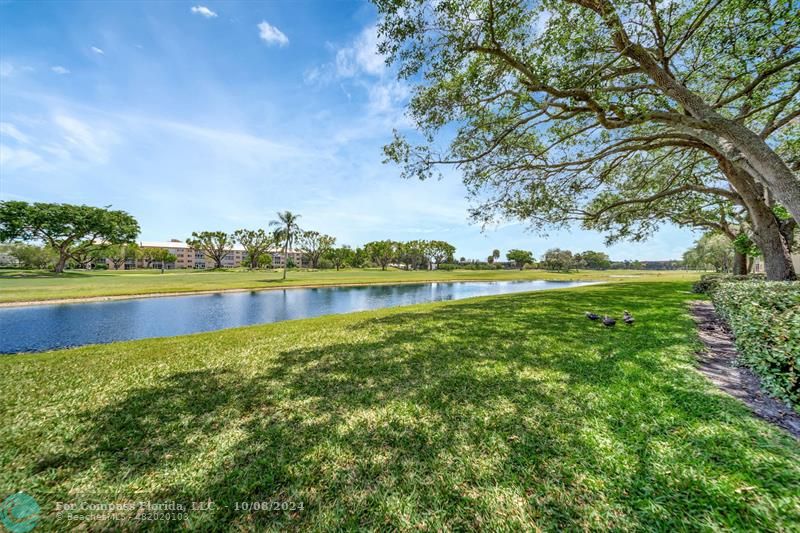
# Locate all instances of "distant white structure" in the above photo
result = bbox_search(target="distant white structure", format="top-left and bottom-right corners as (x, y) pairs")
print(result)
(105, 239), (304, 270)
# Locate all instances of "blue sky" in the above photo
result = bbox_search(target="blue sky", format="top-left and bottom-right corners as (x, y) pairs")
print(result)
(0, 0), (697, 261)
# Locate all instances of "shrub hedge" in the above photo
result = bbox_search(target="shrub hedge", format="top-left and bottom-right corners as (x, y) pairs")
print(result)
(439, 262), (504, 270)
(711, 281), (800, 408)
(692, 273), (765, 294)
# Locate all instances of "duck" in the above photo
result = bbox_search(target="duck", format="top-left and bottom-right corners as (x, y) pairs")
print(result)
(602, 316), (616, 327)
(585, 312), (600, 321)
(623, 310), (635, 325)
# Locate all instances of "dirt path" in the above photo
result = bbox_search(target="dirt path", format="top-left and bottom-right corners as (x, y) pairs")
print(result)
(691, 301), (800, 439)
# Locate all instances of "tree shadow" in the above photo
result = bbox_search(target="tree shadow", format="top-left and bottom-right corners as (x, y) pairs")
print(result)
(0, 270), (91, 279)
(29, 282), (800, 530)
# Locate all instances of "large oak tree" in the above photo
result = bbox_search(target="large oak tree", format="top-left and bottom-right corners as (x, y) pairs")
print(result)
(0, 201), (140, 273)
(579, 149), (796, 279)
(376, 0), (799, 271)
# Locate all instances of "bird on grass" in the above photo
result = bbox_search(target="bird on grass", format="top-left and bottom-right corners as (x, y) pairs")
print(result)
(623, 310), (635, 325)
(585, 312), (600, 321)
(602, 316), (616, 327)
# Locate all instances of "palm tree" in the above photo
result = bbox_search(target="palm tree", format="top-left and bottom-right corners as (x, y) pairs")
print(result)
(269, 211), (301, 280)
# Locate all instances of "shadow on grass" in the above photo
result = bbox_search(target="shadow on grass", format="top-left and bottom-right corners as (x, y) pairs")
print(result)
(34, 282), (800, 530)
(0, 269), (92, 279)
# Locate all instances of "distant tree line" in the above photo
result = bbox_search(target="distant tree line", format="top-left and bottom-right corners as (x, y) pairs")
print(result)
(682, 233), (753, 274)
(443, 248), (664, 271)
(360, 240), (456, 271)
(454, 248), (614, 272)
(2, 202), (684, 274)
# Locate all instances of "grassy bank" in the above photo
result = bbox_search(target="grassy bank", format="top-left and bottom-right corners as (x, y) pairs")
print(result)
(0, 267), (697, 304)
(1, 280), (798, 530)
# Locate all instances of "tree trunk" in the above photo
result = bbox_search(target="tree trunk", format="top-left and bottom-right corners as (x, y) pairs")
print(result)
(282, 242), (288, 280)
(753, 226), (795, 281)
(54, 253), (68, 274)
(732, 251), (747, 276)
(778, 218), (797, 251)
(724, 162), (796, 281)
(701, 113), (800, 222)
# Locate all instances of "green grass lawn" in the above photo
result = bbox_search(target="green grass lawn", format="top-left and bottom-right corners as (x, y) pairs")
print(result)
(0, 267), (697, 304)
(1, 280), (798, 531)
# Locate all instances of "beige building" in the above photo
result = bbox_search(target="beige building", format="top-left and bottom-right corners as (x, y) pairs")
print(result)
(751, 253), (800, 275)
(109, 239), (304, 270)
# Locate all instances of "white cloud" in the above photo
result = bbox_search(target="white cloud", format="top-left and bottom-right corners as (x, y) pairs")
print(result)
(91, 46), (105, 55)
(303, 66), (323, 85)
(303, 25), (387, 87)
(0, 62), (14, 77)
(51, 66), (70, 75)
(0, 123), (31, 144)
(3, 63), (36, 77)
(0, 144), (44, 170)
(366, 80), (409, 116)
(257, 20), (289, 47)
(335, 25), (385, 77)
(190, 5), (217, 18)
(0, 109), (122, 175)
(139, 116), (311, 160)
(53, 114), (116, 163)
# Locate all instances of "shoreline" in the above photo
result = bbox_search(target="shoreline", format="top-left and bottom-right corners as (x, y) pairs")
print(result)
(0, 278), (605, 308)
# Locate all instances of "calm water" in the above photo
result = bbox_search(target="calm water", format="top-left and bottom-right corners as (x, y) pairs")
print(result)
(0, 280), (595, 354)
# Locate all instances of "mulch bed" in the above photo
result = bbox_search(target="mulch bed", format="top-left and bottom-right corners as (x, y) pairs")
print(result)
(690, 301), (800, 439)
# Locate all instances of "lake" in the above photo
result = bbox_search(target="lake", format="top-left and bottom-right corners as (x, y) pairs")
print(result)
(0, 280), (596, 354)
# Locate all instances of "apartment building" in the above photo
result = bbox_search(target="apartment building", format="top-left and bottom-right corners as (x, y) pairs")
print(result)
(110, 239), (305, 270)
(752, 253), (800, 275)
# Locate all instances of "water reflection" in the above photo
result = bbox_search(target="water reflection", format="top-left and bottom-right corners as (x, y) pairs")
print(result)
(0, 280), (595, 353)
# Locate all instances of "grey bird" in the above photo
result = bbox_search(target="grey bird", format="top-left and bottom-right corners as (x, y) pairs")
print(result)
(623, 310), (635, 325)
(602, 316), (616, 327)
(585, 312), (600, 321)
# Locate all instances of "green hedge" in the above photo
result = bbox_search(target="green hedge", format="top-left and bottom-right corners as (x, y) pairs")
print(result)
(692, 273), (765, 294)
(711, 281), (800, 408)
(440, 262), (503, 270)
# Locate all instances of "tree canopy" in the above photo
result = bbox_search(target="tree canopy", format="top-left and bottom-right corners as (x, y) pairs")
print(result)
(299, 231), (336, 269)
(0, 201), (140, 273)
(683, 233), (734, 272)
(377, 0), (800, 279)
(542, 248), (576, 271)
(576, 250), (611, 270)
(324, 246), (356, 271)
(506, 249), (534, 269)
(364, 240), (398, 270)
(270, 211), (302, 279)
(105, 243), (141, 270)
(427, 240), (456, 268)
(186, 231), (234, 269)
(234, 229), (275, 270)
(149, 248), (178, 273)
